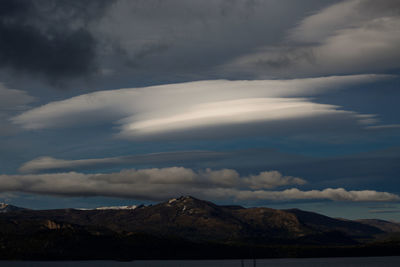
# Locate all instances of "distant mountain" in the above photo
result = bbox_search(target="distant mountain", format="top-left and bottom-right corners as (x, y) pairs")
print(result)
(0, 203), (26, 213)
(0, 196), (399, 260)
(95, 205), (138, 210)
(357, 219), (400, 233)
(284, 208), (382, 238)
(0, 196), (385, 242)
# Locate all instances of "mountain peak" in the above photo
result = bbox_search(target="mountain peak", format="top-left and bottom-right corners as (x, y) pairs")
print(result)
(0, 203), (26, 213)
(167, 195), (198, 204)
(163, 196), (219, 214)
(178, 195), (197, 200)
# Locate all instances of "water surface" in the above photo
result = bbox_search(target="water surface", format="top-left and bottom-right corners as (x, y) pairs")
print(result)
(2, 256), (400, 267)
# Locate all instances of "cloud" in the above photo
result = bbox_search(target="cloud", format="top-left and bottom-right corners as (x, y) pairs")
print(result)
(2, 1), (395, 85)
(0, 83), (35, 135)
(223, 0), (400, 77)
(11, 75), (390, 140)
(0, 83), (35, 110)
(0, 0), (337, 87)
(0, 167), (397, 202)
(0, 168), (306, 199)
(0, 0), (114, 83)
(17, 147), (400, 194)
(365, 124), (400, 130)
(242, 171), (306, 190)
(288, 0), (400, 44)
(91, 0), (330, 81)
(226, 188), (400, 202)
(19, 151), (226, 174)
(119, 98), (363, 138)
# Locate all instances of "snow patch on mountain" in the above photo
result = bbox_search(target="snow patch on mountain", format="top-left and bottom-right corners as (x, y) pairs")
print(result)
(76, 205), (138, 211)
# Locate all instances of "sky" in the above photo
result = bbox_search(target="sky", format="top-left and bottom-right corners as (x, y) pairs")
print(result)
(1, 0), (400, 220)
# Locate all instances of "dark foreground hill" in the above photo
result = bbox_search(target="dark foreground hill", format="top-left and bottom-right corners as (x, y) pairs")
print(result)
(0, 196), (400, 260)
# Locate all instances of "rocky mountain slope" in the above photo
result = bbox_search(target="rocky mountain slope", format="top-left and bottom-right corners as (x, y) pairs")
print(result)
(356, 219), (400, 233)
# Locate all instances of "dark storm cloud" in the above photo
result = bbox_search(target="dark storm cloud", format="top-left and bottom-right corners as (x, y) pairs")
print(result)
(0, 0), (113, 83)
(94, 0), (334, 83)
(0, 0), (338, 87)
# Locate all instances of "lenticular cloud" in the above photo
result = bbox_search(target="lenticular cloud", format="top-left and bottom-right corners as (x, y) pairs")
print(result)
(12, 75), (390, 139)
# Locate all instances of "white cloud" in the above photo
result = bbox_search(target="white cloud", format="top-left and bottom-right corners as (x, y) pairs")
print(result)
(1, 167), (305, 199)
(227, 188), (400, 202)
(120, 97), (352, 137)
(0, 167), (398, 202)
(223, 0), (400, 77)
(19, 151), (225, 174)
(12, 75), (390, 139)
(243, 171), (306, 190)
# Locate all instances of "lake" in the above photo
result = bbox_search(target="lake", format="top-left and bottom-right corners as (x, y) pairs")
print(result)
(2, 257), (400, 267)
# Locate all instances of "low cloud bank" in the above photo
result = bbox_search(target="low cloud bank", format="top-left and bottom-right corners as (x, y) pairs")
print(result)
(1, 167), (398, 202)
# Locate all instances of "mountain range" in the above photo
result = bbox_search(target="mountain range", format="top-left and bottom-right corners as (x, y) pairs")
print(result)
(0, 196), (400, 260)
